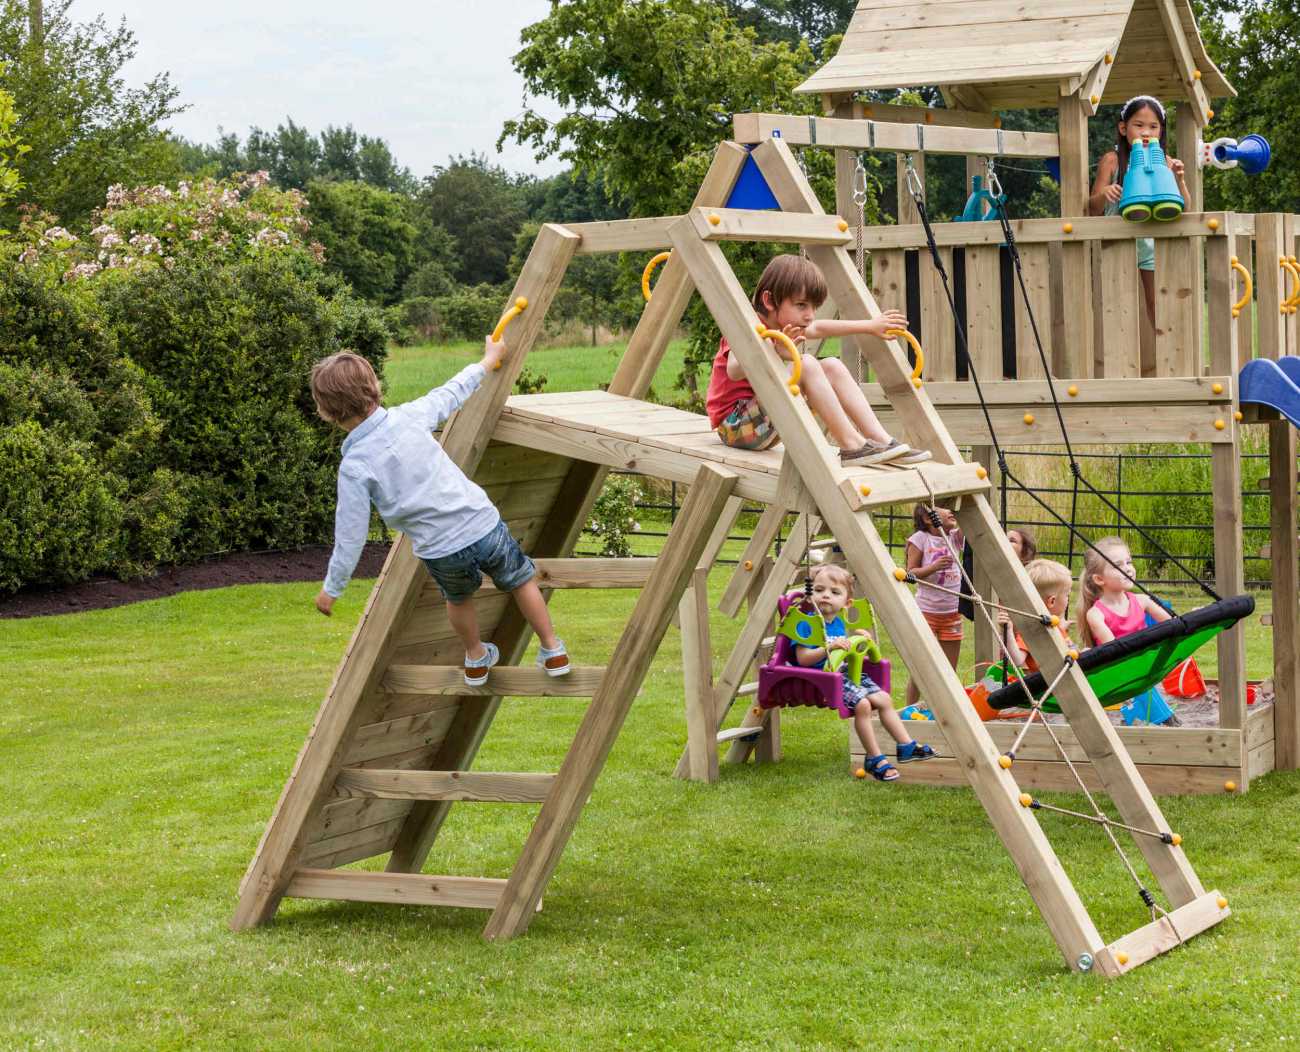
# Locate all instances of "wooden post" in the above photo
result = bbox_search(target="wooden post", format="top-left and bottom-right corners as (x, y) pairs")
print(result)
(750, 559), (782, 764)
(1206, 231), (1247, 740)
(1175, 103), (1205, 376)
(1057, 95), (1094, 378)
(680, 566), (718, 783)
(483, 464), (739, 940)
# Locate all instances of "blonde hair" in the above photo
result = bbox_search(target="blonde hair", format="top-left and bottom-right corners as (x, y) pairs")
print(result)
(1026, 558), (1072, 599)
(310, 352), (381, 423)
(752, 254), (828, 315)
(810, 562), (854, 593)
(1077, 537), (1130, 648)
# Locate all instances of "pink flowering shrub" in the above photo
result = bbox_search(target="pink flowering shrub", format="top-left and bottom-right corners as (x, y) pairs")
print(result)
(11, 172), (326, 283)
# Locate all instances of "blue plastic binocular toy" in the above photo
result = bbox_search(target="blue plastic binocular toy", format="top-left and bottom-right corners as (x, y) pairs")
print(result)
(1119, 136), (1184, 223)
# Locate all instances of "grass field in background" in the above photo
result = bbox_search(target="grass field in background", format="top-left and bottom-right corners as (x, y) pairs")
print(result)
(3, 573), (1297, 1050)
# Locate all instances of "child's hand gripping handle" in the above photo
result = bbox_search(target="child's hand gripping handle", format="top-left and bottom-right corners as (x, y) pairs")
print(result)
(488, 296), (529, 370)
(755, 324), (802, 395)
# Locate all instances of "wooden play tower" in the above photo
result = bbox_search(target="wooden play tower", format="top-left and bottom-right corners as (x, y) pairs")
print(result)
(234, 120), (1240, 974)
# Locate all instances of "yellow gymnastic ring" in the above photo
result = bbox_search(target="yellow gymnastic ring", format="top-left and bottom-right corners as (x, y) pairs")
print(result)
(1228, 258), (1251, 319)
(756, 325), (802, 395)
(642, 251), (672, 302)
(886, 328), (924, 388)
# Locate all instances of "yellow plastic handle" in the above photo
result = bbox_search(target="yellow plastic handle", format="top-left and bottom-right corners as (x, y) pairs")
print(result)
(756, 325), (802, 395)
(642, 251), (671, 302)
(489, 296), (528, 369)
(1281, 257), (1300, 315)
(886, 328), (925, 388)
(1222, 258), (1249, 320)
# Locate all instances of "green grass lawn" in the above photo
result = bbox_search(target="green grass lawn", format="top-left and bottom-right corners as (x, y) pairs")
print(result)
(3, 571), (1297, 1050)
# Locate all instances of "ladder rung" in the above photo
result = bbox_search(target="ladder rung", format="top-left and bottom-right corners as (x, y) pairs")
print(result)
(285, 868), (508, 910)
(808, 538), (839, 551)
(737, 681), (759, 696)
(334, 768), (555, 802)
(716, 725), (763, 743)
(534, 557), (657, 589)
(760, 635), (776, 648)
(382, 665), (605, 697)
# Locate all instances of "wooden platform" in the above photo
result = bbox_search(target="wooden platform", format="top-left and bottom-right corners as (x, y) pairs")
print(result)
(495, 391), (990, 510)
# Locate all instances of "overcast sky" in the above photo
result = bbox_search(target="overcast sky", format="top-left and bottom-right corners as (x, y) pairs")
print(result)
(82, 0), (566, 178)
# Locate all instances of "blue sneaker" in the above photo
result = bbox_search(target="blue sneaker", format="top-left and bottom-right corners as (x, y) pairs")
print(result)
(464, 642), (500, 687)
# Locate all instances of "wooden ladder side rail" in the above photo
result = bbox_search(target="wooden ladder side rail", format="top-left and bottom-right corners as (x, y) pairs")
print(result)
(671, 512), (820, 779)
(482, 464), (740, 940)
(384, 142), (751, 875)
(719, 455), (808, 618)
(668, 199), (1117, 971)
(231, 223), (580, 931)
(744, 137), (1212, 957)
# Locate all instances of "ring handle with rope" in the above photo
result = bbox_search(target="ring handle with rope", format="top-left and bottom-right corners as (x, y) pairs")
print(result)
(1227, 257), (1251, 319)
(756, 325), (803, 395)
(488, 296), (529, 369)
(885, 328), (924, 388)
(642, 251), (671, 302)
(1280, 256), (1300, 315)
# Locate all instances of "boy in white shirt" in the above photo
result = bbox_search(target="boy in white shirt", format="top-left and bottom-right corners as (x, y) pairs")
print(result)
(311, 336), (569, 686)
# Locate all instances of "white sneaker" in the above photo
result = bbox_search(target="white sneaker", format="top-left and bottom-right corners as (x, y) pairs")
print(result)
(464, 642), (500, 686)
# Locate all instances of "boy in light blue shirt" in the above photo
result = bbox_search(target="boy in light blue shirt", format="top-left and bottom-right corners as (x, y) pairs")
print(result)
(311, 337), (569, 685)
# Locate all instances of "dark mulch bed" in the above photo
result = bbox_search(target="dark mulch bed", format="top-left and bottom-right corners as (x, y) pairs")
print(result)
(0, 542), (392, 619)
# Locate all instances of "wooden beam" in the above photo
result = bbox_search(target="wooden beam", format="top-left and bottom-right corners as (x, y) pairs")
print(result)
(381, 665), (604, 697)
(284, 869), (511, 911)
(533, 558), (657, 589)
(1094, 890), (1229, 976)
(680, 566), (719, 783)
(333, 769), (555, 802)
(732, 113), (1059, 158)
(483, 464), (740, 940)
(570, 216), (677, 255)
(851, 213), (1234, 252)
(689, 207), (852, 246)
(1153, 0), (1213, 121)
(1058, 94), (1094, 379)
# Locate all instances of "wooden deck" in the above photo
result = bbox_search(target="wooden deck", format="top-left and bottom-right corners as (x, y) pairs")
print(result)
(495, 391), (989, 510)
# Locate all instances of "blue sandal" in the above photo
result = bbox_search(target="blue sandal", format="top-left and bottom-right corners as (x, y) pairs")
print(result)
(864, 754), (900, 782)
(897, 741), (936, 763)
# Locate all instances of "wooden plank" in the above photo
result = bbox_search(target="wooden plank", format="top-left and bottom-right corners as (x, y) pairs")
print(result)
(965, 245), (1002, 380)
(1152, 0), (1213, 121)
(476, 443), (574, 486)
(343, 707), (459, 766)
(869, 249), (906, 311)
(482, 464), (740, 940)
(1248, 736), (1276, 780)
(717, 725), (763, 743)
(919, 245), (957, 380)
(569, 216), (676, 255)
(333, 769), (555, 803)
(382, 665), (605, 697)
(1100, 240), (1141, 377)
(689, 206), (852, 246)
(1154, 237), (1199, 377)
(859, 377), (1232, 406)
(299, 817), (409, 867)
(838, 461), (990, 511)
(680, 566), (718, 783)
(1013, 243), (1052, 380)
(1058, 94), (1093, 380)
(533, 558), (657, 589)
(285, 869), (510, 911)
(856, 753), (1245, 796)
(732, 112), (1058, 159)
(381, 142), (753, 878)
(1094, 890), (1229, 976)
(1270, 420), (1299, 769)
(844, 0), (1131, 29)
(853, 213), (1232, 251)
(720, 500), (788, 618)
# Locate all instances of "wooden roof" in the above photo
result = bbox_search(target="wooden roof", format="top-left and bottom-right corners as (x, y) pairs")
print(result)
(797, 0), (1233, 111)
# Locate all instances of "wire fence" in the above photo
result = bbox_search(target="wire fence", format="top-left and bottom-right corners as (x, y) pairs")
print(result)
(578, 447), (1289, 590)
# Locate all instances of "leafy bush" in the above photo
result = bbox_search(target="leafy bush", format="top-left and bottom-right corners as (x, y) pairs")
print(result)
(434, 283), (506, 342)
(585, 475), (642, 558)
(396, 296), (440, 344)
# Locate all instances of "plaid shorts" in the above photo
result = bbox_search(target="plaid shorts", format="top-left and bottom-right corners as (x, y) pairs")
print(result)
(842, 669), (883, 712)
(715, 396), (780, 451)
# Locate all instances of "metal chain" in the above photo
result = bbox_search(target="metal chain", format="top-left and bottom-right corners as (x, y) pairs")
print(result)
(853, 152), (869, 383)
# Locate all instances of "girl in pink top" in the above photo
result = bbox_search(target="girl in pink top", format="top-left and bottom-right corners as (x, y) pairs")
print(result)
(1079, 536), (1171, 648)
(904, 503), (965, 709)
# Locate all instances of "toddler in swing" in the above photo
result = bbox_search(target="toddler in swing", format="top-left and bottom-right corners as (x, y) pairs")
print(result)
(1088, 95), (1191, 323)
(904, 502), (964, 710)
(705, 254), (931, 465)
(310, 340), (571, 687)
(795, 564), (935, 782)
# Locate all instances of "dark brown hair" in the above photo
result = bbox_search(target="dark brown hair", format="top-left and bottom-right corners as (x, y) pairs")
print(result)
(1008, 526), (1038, 564)
(1115, 96), (1168, 179)
(310, 352), (381, 423)
(912, 502), (938, 533)
(751, 254), (828, 315)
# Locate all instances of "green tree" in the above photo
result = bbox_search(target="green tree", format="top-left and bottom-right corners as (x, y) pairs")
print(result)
(418, 153), (531, 286)
(725, 0), (857, 50)
(0, 0), (182, 226)
(305, 178), (419, 304)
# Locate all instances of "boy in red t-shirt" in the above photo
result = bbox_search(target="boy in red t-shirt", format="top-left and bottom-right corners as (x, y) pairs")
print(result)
(1004, 558), (1074, 673)
(705, 254), (931, 465)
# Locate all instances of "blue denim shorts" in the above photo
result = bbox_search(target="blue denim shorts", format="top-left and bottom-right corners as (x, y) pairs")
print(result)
(421, 520), (535, 603)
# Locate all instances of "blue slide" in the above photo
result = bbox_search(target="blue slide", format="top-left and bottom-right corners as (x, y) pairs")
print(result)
(1239, 356), (1300, 428)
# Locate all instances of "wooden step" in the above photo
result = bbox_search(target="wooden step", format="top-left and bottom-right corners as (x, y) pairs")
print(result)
(333, 769), (556, 802)
(382, 665), (605, 697)
(716, 725), (763, 743)
(736, 681), (759, 697)
(534, 557), (657, 588)
(284, 868), (513, 911)
(838, 460), (991, 511)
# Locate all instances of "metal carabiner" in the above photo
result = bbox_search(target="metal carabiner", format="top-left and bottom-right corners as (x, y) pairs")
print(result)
(985, 157), (1004, 200)
(852, 153), (869, 207)
(905, 155), (924, 199)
